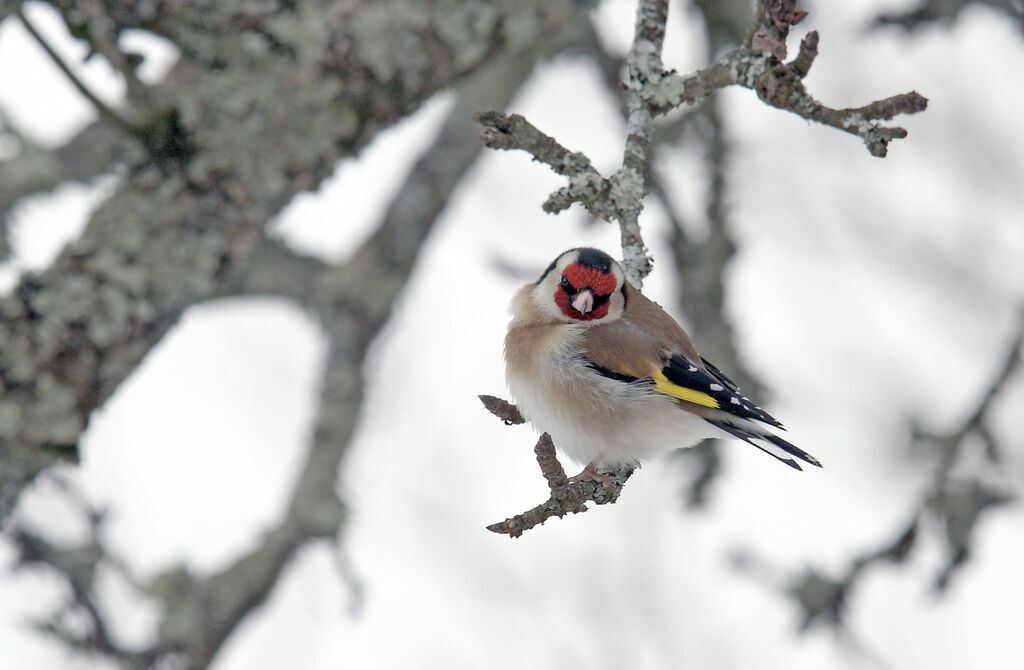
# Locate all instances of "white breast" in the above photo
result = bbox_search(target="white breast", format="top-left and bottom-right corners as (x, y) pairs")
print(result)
(505, 325), (716, 467)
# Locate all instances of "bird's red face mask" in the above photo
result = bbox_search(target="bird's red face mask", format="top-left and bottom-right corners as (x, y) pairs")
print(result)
(555, 262), (617, 321)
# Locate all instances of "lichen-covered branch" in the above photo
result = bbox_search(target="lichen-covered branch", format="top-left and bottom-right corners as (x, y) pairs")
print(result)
(615, 5), (926, 157)
(645, 37), (927, 157)
(481, 398), (635, 538)
(610, 0), (671, 284)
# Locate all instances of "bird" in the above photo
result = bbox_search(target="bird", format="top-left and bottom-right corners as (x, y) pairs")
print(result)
(504, 247), (820, 484)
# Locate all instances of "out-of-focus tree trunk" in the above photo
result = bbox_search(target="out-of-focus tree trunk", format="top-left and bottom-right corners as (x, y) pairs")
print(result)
(0, 1), (586, 666)
(0, 0), (578, 521)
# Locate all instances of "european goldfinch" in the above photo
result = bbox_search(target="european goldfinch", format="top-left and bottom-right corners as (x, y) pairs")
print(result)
(504, 247), (821, 481)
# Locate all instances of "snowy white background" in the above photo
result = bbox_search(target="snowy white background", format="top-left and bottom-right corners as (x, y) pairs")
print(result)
(2, 1), (1024, 668)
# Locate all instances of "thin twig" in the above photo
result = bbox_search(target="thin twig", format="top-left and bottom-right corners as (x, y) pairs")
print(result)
(16, 5), (143, 136)
(645, 46), (927, 157)
(475, 111), (617, 221)
(612, 0), (672, 284)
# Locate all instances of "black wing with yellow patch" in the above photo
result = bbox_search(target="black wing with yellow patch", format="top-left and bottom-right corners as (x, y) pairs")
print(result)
(700, 356), (739, 392)
(654, 354), (784, 428)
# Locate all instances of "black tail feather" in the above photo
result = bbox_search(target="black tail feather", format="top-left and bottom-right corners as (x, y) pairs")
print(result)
(704, 419), (821, 471)
(763, 433), (822, 468)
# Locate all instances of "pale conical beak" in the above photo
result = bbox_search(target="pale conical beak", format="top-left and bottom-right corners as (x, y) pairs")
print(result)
(571, 288), (595, 314)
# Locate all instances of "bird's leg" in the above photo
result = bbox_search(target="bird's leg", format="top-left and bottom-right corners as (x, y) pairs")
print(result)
(568, 461), (615, 489)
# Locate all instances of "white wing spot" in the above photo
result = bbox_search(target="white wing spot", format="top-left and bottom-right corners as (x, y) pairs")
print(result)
(730, 397), (741, 405)
(688, 365), (698, 372)
(710, 383), (724, 391)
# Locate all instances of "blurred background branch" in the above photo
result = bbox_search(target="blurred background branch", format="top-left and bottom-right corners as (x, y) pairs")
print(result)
(871, 0), (1024, 32)
(734, 307), (1024, 645)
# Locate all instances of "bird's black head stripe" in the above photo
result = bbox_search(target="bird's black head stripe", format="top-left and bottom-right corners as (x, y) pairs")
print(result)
(573, 247), (613, 273)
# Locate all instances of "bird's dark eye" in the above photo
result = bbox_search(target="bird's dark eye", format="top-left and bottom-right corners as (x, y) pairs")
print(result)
(560, 275), (574, 293)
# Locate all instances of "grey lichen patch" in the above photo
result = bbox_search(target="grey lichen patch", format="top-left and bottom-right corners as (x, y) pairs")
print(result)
(627, 39), (659, 79)
(642, 74), (689, 109)
(32, 275), (98, 325)
(621, 243), (652, 271)
(349, 1), (431, 82)
(26, 275), (102, 368)
(267, 3), (346, 68)
(23, 373), (83, 445)
(842, 113), (875, 134)
(544, 171), (615, 219)
(148, 229), (231, 307)
(238, 31), (271, 57)
(559, 151), (597, 175)
(88, 247), (149, 296)
(500, 11), (541, 51)
(0, 327), (36, 384)
(729, 51), (772, 89)
(88, 285), (134, 348)
(182, 57), (349, 198)
(567, 171), (606, 197)
(0, 402), (22, 439)
(432, 3), (500, 71)
(609, 167), (644, 213)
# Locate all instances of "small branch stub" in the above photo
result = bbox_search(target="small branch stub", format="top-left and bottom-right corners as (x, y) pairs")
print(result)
(479, 394), (525, 425)
(749, 0), (808, 59)
(788, 30), (819, 79)
(533, 433), (568, 489)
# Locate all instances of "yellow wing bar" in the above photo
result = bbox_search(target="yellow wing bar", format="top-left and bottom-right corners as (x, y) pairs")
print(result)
(652, 371), (720, 409)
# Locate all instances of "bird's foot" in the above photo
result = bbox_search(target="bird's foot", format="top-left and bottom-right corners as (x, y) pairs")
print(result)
(568, 462), (614, 489)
